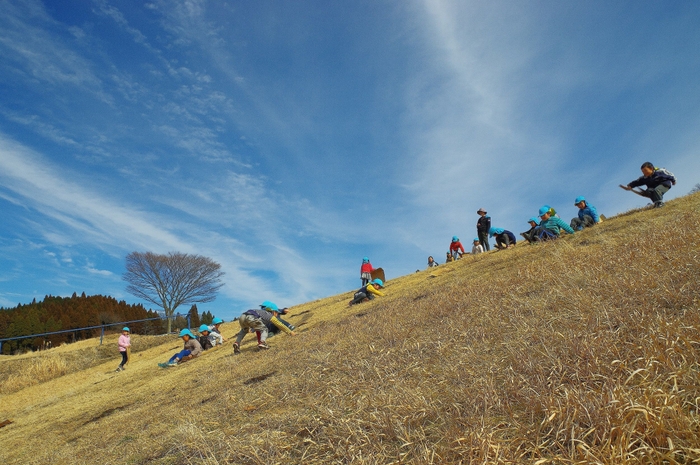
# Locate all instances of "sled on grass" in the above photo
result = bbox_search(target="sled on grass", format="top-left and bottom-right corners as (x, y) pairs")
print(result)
(370, 268), (385, 283)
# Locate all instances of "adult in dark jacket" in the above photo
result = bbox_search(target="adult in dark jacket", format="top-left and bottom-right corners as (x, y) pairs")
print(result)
(476, 208), (491, 251)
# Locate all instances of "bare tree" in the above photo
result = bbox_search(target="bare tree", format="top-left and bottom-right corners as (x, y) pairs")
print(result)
(123, 252), (225, 333)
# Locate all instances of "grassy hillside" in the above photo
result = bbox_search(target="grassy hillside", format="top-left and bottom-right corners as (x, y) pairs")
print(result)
(1, 194), (699, 464)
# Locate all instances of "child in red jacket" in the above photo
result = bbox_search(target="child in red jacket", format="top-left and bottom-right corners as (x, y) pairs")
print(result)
(449, 236), (465, 260)
(360, 257), (375, 286)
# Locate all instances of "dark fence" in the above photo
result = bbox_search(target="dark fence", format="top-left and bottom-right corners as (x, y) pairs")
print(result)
(0, 314), (191, 354)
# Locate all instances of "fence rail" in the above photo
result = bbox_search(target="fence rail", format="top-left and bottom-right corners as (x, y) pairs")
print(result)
(0, 314), (191, 353)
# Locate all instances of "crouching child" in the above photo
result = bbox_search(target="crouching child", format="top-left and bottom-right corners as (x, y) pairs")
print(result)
(265, 304), (296, 337)
(232, 302), (295, 354)
(489, 227), (517, 249)
(158, 329), (202, 367)
(624, 162), (676, 208)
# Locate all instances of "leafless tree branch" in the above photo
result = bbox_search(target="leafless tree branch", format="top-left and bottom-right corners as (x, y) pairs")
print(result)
(123, 252), (225, 332)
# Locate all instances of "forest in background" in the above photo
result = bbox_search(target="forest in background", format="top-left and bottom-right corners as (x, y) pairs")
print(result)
(0, 294), (214, 354)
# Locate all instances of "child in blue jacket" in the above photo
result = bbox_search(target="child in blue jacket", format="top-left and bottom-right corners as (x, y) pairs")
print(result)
(570, 196), (601, 231)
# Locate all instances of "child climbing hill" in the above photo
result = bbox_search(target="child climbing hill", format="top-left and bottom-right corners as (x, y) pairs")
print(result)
(349, 279), (385, 305)
(232, 302), (295, 354)
(449, 236), (465, 260)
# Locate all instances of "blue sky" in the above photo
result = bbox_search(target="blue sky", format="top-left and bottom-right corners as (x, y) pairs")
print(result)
(1, 0), (699, 320)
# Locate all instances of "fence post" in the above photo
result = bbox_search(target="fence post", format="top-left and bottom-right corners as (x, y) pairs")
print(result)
(100, 326), (104, 345)
(187, 313), (191, 330)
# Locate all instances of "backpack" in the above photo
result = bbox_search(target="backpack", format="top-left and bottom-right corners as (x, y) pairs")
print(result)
(655, 167), (676, 184)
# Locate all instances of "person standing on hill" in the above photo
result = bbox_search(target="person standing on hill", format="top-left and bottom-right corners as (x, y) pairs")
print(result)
(360, 257), (375, 286)
(449, 236), (465, 260)
(115, 327), (130, 372)
(570, 196), (601, 231)
(476, 208), (491, 251)
(623, 161), (676, 208)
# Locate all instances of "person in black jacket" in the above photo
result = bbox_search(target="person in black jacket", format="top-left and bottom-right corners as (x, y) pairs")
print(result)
(623, 162), (676, 207)
(476, 208), (491, 251)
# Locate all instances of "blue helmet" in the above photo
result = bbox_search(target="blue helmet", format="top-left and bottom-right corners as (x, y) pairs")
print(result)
(212, 317), (223, 325)
(473, 238), (480, 242)
(198, 324), (210, 333)
(262, 302), (279, 312)
(452, 236), (459, 242)
(574, 196), (586, 205)
(259, 300), (274, 309)
(528, 217), (540, 225)
(538, 206), (550, 217)
(122, 327), (130, 332)
(179, 329), (196, 339)
(371, 278), (384, 288)
(362, 257), (369, 263)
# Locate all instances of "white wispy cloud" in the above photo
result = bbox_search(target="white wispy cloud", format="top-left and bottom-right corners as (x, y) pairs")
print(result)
(0, 134), (190, 253)
(0, 0), (112, 101)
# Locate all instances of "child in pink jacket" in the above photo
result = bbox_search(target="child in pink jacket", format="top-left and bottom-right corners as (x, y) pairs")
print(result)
(116, 327), (130, 372)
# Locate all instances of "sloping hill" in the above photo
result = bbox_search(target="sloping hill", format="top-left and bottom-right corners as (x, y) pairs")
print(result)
(1, 194), (699, 464)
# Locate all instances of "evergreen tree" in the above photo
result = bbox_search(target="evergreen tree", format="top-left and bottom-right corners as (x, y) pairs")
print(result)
(200, 310), (213, 325)
(188, 304), (201, 327)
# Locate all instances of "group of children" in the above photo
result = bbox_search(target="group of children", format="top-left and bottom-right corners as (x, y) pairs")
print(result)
(115, 303), (300, 369)
(115, 163), (676, 368)
(154, 317), (227, 368)
(427, 162), (676, 267)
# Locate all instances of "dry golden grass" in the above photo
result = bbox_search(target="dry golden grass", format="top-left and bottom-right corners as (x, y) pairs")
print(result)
(1, 193), (699, 464)
(0, 333), (172, 395)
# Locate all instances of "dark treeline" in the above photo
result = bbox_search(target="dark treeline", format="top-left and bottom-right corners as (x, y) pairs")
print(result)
(0, 293), (161, 354)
